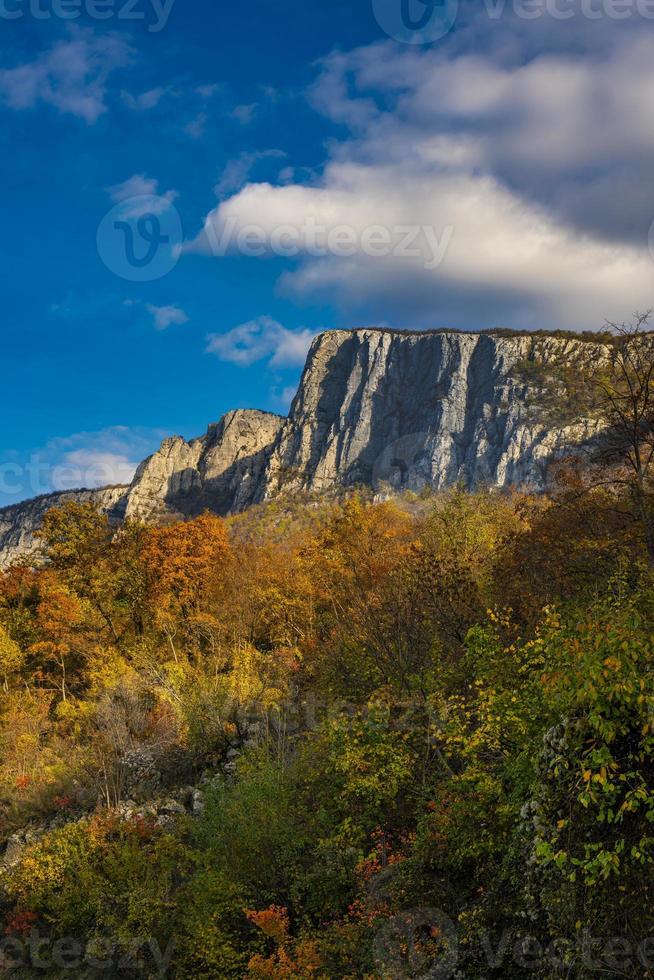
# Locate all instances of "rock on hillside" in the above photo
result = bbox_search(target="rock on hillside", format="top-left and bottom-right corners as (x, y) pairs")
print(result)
(0, 328), (609, 567)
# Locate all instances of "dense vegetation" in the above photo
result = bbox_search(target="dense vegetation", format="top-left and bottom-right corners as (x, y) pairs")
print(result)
(2, 324), (654, 978)
(0, 480), (652, 978)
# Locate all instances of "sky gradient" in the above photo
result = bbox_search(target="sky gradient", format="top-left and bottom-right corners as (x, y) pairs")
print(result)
(2, 0), (654, 505)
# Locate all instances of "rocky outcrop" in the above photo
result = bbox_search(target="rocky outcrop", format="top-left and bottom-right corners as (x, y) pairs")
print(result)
(1, 787), (207, 868)
(262, 329), (606, 497)
(0, 485), (129, 570)
(0, 328), (610, 568)
(0, 411), (284, 566)
(124, 409), (285, 521)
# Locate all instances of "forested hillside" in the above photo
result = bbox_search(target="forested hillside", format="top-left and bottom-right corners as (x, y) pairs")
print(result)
(2, 326), (654, 977)
(0, 473), (653, 977)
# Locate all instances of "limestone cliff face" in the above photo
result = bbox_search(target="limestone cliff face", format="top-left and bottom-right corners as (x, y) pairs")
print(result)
(261, 329), (606, 497)
(0, 328), (609, 567)
(124, 409), (285, 521)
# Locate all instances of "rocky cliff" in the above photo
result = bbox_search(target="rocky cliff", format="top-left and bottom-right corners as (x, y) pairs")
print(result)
(123, 409), (285, 522)
(0, 486), (129, 570)
(0, 328), (608, 567)
(261, 329), (604, 498)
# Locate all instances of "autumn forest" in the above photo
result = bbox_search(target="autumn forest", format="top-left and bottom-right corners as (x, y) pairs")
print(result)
(2, 334), (654, 977)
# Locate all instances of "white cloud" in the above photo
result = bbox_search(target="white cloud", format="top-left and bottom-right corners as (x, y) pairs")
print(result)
(108, 174), (178, 217)
(206, 316), (315, 368)
(0, 427), (167, 504)
(146, 304), (189, 330)
(232, 103), (257, 125)
(122, 87), (167, 111)
(0, 30), (132, 123)
(196, 83), (219, 99)
(189, 24), (654, 330)
(49, 426), (166, 490)
(110, 174), (159, 200)
(184, 111), (208, 139)
(308, 49), (378, 129)
(55, 449), (139, 490)
(192, 162), (654, 329)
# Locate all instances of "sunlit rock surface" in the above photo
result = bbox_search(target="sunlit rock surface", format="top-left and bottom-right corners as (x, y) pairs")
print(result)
(0, 328), (608, 567)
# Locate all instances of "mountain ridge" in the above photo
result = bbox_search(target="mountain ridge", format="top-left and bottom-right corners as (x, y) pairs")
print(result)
(0, 327), (609, 568)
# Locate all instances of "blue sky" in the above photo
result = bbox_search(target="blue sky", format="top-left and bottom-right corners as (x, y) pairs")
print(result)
(1, 0), (654, 504)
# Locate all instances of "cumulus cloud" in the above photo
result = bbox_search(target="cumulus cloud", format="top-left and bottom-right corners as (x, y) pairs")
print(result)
(146, 304), (189, 330)
(56, 449), (139, 489)
(48, 427), (164, 491)
(0, 427), (166, 505)
(206, 316), (315, 368)
(108, 174), (178, 217)
(0, 30), (132, 123)
(308, 29), (654, 245)
(191, 161), (654, 330)
(189, 14), (654, 330)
